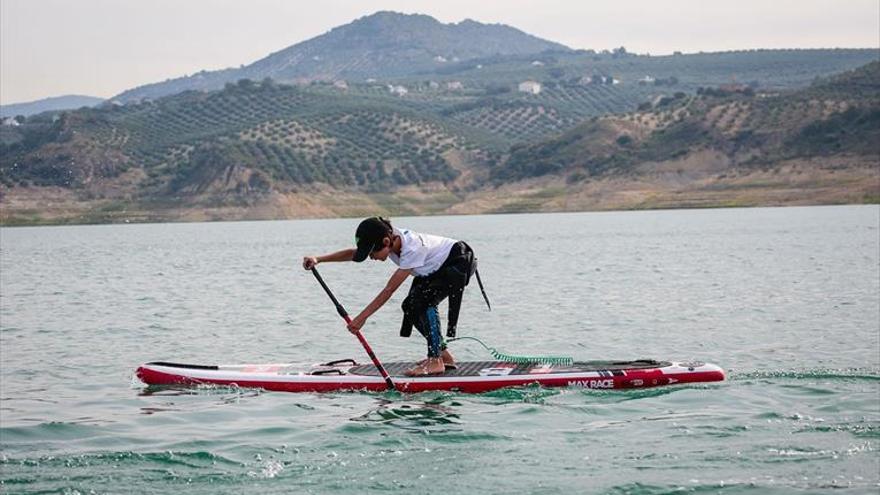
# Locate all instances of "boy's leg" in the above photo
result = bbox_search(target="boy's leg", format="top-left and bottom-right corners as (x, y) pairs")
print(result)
(402, 275), (447, 344)
(424, 306), (442, 358)
(406, 307), (445, 375)
(408, 305), (443, 357)
(401, 276), (453, 375)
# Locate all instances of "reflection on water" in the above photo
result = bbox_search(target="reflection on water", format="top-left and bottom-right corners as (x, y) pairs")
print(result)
(138, 383), (263, 398)
(139, 405), (182, 415)
(353, 397), (463, 430)
(137, 384), (264, 415)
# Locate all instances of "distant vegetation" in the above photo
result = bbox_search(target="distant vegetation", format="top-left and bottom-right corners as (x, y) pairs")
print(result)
(2, 58), (878, 196)
(496, 62), (880, 182)
(398, 48), (878, 93)
(0, 80), (483, 192)
(787, 107), (880, 156)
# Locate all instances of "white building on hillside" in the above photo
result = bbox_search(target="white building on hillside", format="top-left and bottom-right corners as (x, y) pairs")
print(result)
(580, 75), (620, 85)
(446, 81), (464, 90)
(388, 84), (408, 96)
(518, 80), (542, 94)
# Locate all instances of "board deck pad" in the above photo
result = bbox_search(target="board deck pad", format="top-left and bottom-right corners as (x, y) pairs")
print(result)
(348, 360), (673, 378)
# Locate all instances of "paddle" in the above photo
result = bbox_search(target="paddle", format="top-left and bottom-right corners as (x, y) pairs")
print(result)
(309, 267), (396, 391)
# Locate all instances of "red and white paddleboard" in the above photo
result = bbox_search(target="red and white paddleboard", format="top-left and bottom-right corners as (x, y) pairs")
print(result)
(136, 359), (724, 394)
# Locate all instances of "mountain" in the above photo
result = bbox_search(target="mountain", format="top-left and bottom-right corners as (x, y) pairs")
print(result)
(1, 47), (877, 224)
(113, 11), (571, 103)
(0, 95), (105, 118)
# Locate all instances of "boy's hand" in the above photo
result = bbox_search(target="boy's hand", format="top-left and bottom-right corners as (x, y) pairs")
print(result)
(302, 256), (319, 270)
(347, 314), (366, 333)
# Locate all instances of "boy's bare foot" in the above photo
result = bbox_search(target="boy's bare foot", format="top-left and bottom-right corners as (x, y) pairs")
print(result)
(405, 357), (446, 376)
(415, 350), (456, 369)
(440, 349), (456, 369)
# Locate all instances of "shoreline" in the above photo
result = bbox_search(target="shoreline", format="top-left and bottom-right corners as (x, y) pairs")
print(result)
(3, 158), (878, 227)
(2, 192), (877, 228)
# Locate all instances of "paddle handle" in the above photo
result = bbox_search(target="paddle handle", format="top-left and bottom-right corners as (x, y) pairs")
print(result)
(311, 266), (350, 320)
(310, 267), (396, 391)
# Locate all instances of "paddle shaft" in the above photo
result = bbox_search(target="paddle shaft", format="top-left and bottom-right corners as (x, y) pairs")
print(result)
(310, 267), (396, 391)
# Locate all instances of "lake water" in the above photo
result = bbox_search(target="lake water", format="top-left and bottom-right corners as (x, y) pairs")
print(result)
(1, 206), (878, 494)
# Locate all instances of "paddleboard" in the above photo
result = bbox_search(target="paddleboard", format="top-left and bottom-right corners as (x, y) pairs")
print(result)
(137, 359), (724, 393)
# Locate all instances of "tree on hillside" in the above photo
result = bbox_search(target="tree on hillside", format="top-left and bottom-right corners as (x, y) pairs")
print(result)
(548, 68), (566, 79)
(260, 78), (276, 91)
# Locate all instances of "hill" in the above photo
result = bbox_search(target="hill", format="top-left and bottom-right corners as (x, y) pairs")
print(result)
(112, 11), (878, 106)
(0, 80), (496, 217)
(113, 11), (571, 103)
(0, 95), (105, 118)
(498, 62), (880, 180)
(0, 53), (877, 223)
(475, 62), (878, 212)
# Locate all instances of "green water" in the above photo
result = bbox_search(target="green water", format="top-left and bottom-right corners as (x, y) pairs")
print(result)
(1, 206), (878, 494)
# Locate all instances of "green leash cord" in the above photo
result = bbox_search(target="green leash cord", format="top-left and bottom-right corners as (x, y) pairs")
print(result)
(447, 336), (574, 365)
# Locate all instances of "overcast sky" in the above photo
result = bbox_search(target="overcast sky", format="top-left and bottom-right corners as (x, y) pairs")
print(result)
(2, 0), (878, 104)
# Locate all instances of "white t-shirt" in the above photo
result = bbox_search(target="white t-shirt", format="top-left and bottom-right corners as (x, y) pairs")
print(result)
(388, 227), (457, 277)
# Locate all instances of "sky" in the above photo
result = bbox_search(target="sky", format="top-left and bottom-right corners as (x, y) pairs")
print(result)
(1, 0), (878, 104)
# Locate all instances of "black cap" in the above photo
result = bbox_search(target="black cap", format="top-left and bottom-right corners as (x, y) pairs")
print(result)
(353, 217), (390, 262)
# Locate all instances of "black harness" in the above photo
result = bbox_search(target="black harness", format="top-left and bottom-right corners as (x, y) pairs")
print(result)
(399, 241), (490, 339)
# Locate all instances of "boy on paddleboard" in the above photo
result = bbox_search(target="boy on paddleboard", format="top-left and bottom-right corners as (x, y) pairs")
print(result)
(302, 216), (486, 376)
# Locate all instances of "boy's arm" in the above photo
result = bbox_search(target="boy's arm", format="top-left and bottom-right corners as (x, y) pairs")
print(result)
(348, 268), (412, 332)
(302, 248), (356, 269)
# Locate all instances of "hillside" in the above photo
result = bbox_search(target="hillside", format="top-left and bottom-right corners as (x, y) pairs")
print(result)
(5, 55), (876, 192)
(498, 62), (880, 181)
(0, 95), (105, 118)
(460, 62), (878, 212)
(113, 11), (571, 103)
(0, 81), (492, 193)
(1, 56), (878, 224)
